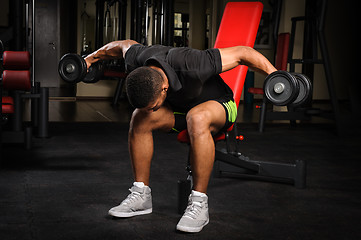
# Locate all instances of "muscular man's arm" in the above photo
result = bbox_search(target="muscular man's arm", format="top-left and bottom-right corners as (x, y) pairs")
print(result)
(219, 46), (277, 75)
(84, 40), (139, 69)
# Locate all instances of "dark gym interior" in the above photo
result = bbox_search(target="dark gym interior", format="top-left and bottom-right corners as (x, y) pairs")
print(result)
(1, 0), (360, 240)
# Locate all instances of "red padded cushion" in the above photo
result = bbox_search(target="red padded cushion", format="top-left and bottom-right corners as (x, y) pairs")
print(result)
(103, 70), (127, 78)
(2, 105), (14, 114)
(2, 70), (31, 91)
(248, 87), (264, 95)
(2, 96), (14, 114)
(177, 2), (263, 143)
(2, 51), (31, 70)
(2, 96), (14, 104)
(275, 33), (290, 71)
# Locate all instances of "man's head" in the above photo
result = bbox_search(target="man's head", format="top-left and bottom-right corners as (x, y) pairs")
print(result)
(125, 66), (168, 111)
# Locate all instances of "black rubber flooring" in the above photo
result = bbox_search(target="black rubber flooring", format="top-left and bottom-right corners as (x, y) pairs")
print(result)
(1, 122), (361, 240)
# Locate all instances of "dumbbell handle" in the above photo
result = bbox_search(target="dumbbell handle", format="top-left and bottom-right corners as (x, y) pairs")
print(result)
(65, 63), (76, 73)
(273, 82), (285, 94)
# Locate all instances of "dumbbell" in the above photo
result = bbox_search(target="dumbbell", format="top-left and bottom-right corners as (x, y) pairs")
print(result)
(58, 53), (104, 84)
(263, 70), (312, 107)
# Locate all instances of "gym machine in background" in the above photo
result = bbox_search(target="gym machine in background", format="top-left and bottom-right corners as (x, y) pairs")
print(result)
(254, 0), (342, 134)
(75, 0), (174, 105)
(0, 0), (50, 154)
(94, 0), (174, 48)
(150, 0), (174, 46)
(95, 0), (127, 50)
(0, 40), (49, 153)
(289, 0), (340, 127)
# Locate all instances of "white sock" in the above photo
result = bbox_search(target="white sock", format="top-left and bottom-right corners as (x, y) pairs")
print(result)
(191, 190), (207, 197)
(133, 182), (145, 188)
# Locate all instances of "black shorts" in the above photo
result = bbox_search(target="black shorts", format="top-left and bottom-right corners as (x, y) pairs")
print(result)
(170, 96), (237, 133)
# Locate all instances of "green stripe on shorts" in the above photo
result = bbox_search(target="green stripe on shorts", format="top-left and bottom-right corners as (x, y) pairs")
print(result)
(223, 100), (237, 123)
(174, 112), (186, 116)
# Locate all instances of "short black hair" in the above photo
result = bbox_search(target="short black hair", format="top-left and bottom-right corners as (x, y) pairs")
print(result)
(125, 66), (164, 108)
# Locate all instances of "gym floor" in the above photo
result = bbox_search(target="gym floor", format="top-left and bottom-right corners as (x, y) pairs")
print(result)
(1, 99), (361, 240)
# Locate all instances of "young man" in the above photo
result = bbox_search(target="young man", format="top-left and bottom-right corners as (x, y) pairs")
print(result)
(85, 40), (277, 233)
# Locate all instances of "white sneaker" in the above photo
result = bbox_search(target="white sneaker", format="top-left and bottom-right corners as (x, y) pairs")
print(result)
(176, 190), (209, 233)
(108, 183), (152, 218)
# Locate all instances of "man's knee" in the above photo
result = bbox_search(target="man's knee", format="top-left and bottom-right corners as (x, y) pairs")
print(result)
(186, 110), (211, 136)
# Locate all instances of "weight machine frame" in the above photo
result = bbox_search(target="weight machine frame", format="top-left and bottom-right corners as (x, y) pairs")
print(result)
(95, 0), (127, 49)
(258, 0), (341, 134)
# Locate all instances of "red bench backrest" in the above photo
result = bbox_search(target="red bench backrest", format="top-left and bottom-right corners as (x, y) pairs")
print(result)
(214, 2), (263, 107)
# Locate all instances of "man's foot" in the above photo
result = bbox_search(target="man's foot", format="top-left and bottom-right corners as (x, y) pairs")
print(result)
(108, 182), (152, 218)
(176, 190), (209, 233)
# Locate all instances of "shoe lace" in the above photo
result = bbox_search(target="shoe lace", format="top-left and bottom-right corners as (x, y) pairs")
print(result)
(184, 201), (203, 219)
(121, 189), (142, 205)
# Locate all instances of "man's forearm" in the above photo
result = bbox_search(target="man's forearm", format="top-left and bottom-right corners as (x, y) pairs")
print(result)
(219, 46), (277, 75)
(85, 41), (124, 65)
(84, 40), (138, 68)
(238, 47), (277, 75)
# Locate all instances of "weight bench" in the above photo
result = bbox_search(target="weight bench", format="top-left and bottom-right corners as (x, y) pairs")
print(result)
(177, 2), (306, 213)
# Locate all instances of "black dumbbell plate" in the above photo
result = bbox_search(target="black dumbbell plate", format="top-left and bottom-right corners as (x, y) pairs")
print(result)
(58, 53), (87, 83)
(264, 70), (299, 106)
(291, 73), (312, 107)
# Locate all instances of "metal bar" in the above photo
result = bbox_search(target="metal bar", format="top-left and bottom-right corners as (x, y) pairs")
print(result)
(112, 78), (125, 105)
(32, 0), (35, 87)
(95, 0), (105, 48)
(160, 0), (164, 44)
(318, 29), (341, 134)
(163, 0), (174, 46)
(215, 151), (307, 189)
(30, 82), (40, 127)
(144, 0), (149, 45)
(288, 18), (298, 67)
(0, 79), (3, 159)
(13, 91), (22, 132)
(215, 150), (260, 172)
(258, 99), (267, 132)
(24, 126), (32, 150)
(135, 0), (142, 43)
(120, 0), (127, 40)
(289, 59), (323, 64)
(37, 87), (49, 138)
(272, 0), (283, 51)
